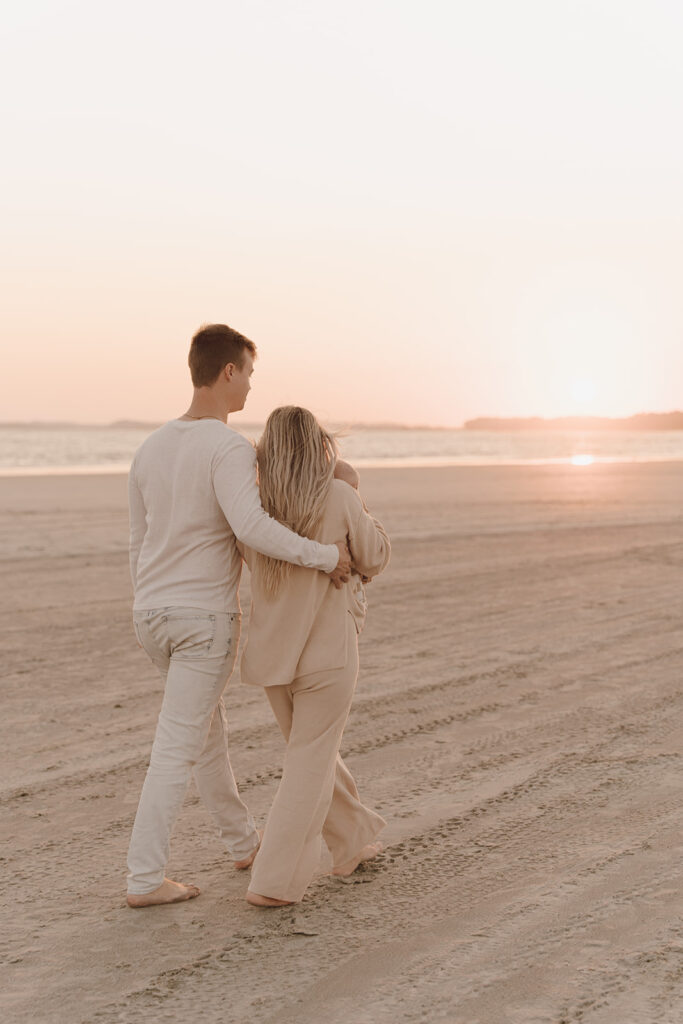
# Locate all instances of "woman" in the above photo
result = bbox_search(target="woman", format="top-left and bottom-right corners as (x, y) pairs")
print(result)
(238, 406), (391, 906)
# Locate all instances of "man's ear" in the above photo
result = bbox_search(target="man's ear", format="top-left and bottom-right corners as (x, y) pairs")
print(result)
(223, 362), (235, 381)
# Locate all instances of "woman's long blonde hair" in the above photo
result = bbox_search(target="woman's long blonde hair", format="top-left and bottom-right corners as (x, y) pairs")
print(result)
(255, 406), (337, 597)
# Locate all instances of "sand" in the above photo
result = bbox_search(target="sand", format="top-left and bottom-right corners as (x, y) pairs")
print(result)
(3, 461), (683, 1024)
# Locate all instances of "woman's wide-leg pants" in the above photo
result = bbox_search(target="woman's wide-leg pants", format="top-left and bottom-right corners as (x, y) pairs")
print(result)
(249, 615), (386, 903)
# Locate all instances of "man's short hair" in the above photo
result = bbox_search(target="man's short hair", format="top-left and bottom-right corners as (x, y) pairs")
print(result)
(188, 324), (257, 387)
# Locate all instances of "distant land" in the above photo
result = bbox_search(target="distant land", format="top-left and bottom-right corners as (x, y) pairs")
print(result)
(464, 412), (683, 431)
(0, 420), (451, 431)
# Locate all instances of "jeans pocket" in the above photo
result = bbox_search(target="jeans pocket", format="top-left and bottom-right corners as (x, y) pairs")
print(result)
(166, 613), (217, 659)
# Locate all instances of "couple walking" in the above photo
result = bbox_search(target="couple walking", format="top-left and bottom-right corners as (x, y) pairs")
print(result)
(126, 324), (390, 908)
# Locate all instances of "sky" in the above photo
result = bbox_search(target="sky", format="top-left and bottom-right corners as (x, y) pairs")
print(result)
(1, 0), (682, 427)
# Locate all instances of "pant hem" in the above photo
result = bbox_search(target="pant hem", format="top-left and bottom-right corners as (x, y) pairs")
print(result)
(231, 829), (261, 860)
(330, 820), (386, 870)
(127, 880), (165, 896)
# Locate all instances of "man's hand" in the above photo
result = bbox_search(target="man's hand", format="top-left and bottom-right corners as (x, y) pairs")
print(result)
(327, 541), (351, 590)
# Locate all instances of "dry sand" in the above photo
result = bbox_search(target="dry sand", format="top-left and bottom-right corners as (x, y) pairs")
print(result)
(2, 462), (683, 1024)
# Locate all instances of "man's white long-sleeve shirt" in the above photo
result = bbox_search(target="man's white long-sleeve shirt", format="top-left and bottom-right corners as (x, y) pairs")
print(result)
(128, 419), (339, 613)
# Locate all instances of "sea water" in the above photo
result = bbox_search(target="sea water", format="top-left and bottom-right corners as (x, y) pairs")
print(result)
(2, 424), (683, 476)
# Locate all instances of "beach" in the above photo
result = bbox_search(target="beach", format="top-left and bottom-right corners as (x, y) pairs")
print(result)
(3, 461), (683, 1024)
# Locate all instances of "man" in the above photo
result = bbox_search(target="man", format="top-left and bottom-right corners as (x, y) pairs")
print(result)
(126, 323), (350, 908)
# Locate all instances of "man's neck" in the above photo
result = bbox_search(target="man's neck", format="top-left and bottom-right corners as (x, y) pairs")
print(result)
(180, 411), (227, 423)
(181, 392), (230, 423)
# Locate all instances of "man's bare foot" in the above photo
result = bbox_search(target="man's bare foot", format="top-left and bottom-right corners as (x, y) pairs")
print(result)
(332, 841), (384, 877)
(246, 890), (294, 908)
(234, 829), (263, 870)
(126, 877), (200, 908)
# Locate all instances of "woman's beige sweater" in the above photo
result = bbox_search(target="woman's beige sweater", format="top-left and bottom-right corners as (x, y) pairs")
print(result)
(239, 479), (390, 687)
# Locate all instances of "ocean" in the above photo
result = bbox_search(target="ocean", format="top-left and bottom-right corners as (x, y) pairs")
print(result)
(2, 424), (683, 476)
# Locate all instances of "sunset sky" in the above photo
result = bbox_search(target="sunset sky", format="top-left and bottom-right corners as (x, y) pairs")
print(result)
(2, 1), (682, 427)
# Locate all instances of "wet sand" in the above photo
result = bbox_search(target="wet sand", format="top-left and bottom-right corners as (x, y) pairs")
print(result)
(3, 462), (683, 1024)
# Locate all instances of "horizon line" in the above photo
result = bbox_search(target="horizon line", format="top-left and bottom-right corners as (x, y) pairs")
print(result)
(0, 418), (460, 431)
(2, 410), (683, 431)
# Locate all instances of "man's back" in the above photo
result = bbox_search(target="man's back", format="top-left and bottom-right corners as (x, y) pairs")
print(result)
(129, 419), (248, 613)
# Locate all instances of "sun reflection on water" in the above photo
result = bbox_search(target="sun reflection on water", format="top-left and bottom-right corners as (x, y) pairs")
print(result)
(571, 454), (594, 466)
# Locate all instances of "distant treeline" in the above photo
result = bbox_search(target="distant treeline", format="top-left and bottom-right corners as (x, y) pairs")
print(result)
(464, 413), (683, 431)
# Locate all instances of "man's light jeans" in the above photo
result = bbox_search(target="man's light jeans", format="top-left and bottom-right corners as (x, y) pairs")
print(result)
(127, 607), (258, 895)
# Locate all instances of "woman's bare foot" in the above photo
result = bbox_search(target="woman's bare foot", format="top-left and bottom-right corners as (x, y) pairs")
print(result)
(332, 841), (384, 877)
(126, 877), (200, 908)
(234, 829), (263, 870)
(246, 890), (294, 908)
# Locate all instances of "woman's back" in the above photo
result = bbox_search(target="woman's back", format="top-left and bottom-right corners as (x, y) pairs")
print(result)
(240, 479), (390, 688)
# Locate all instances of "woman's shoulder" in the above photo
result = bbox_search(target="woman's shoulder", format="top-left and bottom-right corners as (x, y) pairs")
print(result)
(319, 480), (364, 535)
(327, 478), (362, 510)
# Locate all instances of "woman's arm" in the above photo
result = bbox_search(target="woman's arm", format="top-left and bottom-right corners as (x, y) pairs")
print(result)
(346, 489), (391, 580)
